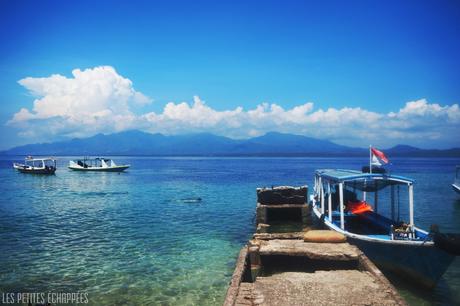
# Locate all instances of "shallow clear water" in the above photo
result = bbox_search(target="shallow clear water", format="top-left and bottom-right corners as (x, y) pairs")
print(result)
(0, 156), (459, 305)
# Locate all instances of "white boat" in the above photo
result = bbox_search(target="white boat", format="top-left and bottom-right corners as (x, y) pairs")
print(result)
(453, 166), (460, 194)
(311, 168), (460, 288)
(13, 156), (56, 174)
(68, 157), (129, 172)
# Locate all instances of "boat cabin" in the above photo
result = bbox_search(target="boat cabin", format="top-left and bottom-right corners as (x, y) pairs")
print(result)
(312, 169), (428, 242)
(68, 157), (129, 172)
(24, 157), (56, 169)
(73, 157), (116, 168)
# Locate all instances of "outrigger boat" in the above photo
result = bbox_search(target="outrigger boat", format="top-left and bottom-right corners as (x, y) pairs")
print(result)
(13, 156), (56, 174)
(453, 166), (460, 194)
(311, 165), (460, 288)
(68, 157), (130, 172)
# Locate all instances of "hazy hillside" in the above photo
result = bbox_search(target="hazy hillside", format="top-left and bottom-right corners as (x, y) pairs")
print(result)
(2, 130), (459, 157)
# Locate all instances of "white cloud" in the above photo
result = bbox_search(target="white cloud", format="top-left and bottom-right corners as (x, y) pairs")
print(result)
(8, 66), (151, 138)
(136, 97), (459, 147)
(7, 66), (460, 148)
(389, 98), (460, 123)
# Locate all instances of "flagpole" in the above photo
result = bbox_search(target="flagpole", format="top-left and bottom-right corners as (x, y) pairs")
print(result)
(369, 145), (372, 174)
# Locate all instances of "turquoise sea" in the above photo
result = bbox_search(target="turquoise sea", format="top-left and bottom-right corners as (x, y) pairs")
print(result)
(1, 156), (460, 305)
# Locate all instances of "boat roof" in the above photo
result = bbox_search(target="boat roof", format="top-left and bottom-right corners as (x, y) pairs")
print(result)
(315, 169), (414, 184)
(25, 156), (55, 161)
(73, 157), (111, 161)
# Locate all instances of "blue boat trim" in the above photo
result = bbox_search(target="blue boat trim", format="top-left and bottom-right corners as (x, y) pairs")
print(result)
(322, 214), (431, 246)
(315, 169), (415, 184)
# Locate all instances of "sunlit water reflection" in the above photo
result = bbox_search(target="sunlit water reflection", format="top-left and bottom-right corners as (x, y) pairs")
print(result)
(0, 156), (459, 305)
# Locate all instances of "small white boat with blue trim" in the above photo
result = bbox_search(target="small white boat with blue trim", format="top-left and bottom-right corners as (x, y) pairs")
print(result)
(68, 157), (129, 172)
(13, 156), (56, 174)
(453, 165), (460, 194)
(311, 167), (460, 288)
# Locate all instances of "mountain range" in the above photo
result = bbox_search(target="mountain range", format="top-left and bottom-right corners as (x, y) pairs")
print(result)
(1, 130), (459, 157)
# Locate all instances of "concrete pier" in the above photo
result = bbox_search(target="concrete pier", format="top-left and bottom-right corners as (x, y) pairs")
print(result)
(224, 186), (406, 306)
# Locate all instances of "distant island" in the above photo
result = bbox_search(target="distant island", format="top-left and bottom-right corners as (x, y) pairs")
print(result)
(1, 130), (460, 157)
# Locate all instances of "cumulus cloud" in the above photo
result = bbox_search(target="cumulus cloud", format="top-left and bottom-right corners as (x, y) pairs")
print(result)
(8, 66), (151, 138)
(7, 66), (460, 148)
(142, 97), (377, 140)
(138, 97), (459, 147)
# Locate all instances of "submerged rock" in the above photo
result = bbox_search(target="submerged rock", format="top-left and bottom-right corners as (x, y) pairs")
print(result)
(179, 197), (202, 203)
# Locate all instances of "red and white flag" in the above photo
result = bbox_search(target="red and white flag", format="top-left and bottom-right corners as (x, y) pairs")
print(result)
(371, 147), (389, 164)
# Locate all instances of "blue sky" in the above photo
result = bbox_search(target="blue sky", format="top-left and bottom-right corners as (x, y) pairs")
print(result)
(1, 0), (459, 149)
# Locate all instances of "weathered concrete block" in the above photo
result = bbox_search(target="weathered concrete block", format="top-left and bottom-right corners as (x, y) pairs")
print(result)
(257, 186), (308, 205)
(301, 205), (312, 226)
(256, 204), (267, 225)
(256, 223), (270, 233)
(249, 245), (261, 282)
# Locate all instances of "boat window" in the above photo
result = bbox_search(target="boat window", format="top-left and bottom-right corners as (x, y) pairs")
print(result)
(43, 160), (55, 167)
(344, 179), (405, 192)
(331, 188), (357, 205)
(345, 182), (410, 224)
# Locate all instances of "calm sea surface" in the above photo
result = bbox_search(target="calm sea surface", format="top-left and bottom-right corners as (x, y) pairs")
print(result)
(1, 156), (459, 305)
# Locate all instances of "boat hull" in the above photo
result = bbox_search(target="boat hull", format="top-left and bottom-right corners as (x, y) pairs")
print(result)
(68, 165), (129, 172)
(349, 236), (455, 288)
(14, 166), (56, 175)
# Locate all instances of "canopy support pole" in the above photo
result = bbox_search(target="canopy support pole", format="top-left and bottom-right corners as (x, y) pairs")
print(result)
(339, 182), (344, 230)
(369, 145), (372, 174)
(409, 183), (414, 231)
(328, 182), (332, 221)
(313, 176), (318, 206)
(320, 177), (325, 215)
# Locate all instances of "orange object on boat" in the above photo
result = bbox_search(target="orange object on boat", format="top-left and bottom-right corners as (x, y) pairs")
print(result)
(347, 200), (373, 214)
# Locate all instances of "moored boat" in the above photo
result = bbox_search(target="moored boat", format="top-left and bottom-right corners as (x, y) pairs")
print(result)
(310, 150), (460, 288)
(68, 157), (129, 172)
(13, 156), (56, 174)
(453, 166), (460, 194)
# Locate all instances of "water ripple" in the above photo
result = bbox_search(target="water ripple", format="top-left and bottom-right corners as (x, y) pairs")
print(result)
(1, 157), (460, 305)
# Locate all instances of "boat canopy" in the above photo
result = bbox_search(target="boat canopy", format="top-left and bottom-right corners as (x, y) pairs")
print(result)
(94, 157), (111, 162)
(315, 169), (414, 185)
(25, 156), (56, 162)
(24, 157), (56, 167)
